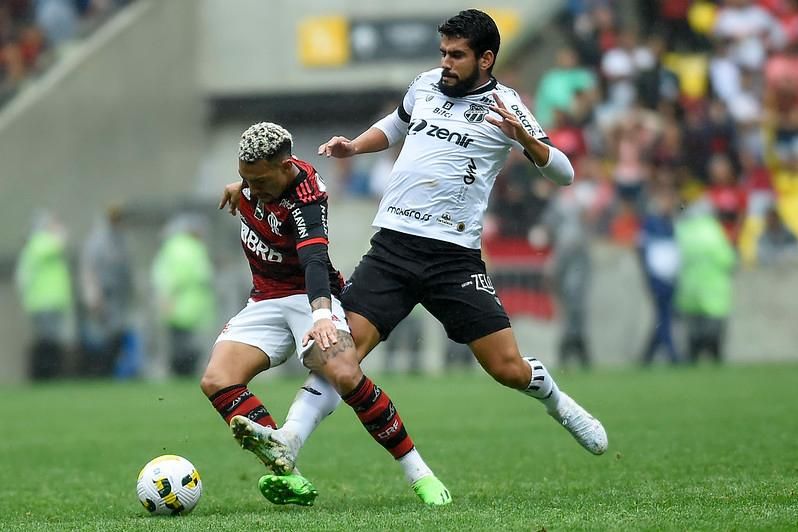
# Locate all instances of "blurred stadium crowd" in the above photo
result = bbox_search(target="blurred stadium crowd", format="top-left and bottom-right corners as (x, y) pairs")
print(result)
(0, 0), (131, 105)
(10, 0), (798, 380)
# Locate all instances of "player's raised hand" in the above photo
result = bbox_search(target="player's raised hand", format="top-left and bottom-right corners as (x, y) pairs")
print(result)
(218, 181), (243, 216)
(318, 136), (356, 158)
(302, 319), (339, 351)
(486, 93), (527, 142)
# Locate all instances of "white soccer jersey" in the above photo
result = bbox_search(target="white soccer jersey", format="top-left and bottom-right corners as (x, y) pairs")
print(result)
(372, 68), (547, 249)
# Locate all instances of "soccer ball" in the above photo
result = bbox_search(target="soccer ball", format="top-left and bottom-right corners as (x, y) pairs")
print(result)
(136, 455), (202, 516)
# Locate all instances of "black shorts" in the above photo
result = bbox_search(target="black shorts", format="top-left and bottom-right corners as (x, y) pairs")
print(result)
(341, 229), (510, 344)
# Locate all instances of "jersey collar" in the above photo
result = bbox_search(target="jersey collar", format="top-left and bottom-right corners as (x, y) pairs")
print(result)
(281, 163), (308, 201)
(466, 77), (497, 96)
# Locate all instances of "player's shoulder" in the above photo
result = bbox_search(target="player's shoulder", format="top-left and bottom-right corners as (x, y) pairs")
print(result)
(493, 80), (523, 102)
(286, 157), (328, 207)
(409, 68), (442, 89)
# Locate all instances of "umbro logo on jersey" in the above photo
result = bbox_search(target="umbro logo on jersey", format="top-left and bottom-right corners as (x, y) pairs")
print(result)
(464, 104), (488, 123)
(407, 119), (475, 148)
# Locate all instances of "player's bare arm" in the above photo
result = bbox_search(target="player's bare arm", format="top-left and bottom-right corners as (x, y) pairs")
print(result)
(317, 127), (390, 158)
(218, 180), (244, 215)
(302, 296), (338, 351)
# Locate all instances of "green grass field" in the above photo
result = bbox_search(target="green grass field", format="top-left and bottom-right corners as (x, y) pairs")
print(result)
(1, 364), (797, 531)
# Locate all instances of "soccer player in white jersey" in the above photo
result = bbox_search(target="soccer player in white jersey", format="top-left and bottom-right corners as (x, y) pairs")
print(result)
(225, 9), (607, 502)
(203, 122), (451, 507)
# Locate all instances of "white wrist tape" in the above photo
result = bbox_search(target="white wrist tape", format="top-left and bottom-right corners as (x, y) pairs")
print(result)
(312, 308), (333, 323)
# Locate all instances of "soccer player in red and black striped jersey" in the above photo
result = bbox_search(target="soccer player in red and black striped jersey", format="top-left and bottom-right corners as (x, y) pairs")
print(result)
(200, 122), (450, 507)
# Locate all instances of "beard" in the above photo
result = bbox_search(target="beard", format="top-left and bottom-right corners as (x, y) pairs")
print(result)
(437, 68), (481, 98)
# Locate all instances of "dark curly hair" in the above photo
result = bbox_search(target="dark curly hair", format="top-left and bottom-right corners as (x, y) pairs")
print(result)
(438, 9), (500, 73)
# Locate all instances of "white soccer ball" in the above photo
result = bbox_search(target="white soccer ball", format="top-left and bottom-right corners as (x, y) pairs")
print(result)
(136, 455), (202, 516)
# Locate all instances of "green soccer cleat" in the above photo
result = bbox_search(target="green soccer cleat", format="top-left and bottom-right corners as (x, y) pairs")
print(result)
(258, 473), (318, 506)
(411, 475), (452, 506)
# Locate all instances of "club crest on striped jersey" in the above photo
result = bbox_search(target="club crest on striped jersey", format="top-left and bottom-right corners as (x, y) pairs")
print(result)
(464, 103), (488, 123)
(267, 211), (282, 236)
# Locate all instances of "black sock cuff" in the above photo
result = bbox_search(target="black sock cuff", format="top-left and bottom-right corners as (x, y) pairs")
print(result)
(341, 375), (368, 402)
(207, 383), (246, 402)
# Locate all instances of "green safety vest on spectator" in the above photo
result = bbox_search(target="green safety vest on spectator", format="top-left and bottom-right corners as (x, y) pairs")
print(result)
(675, 214), (736, 318)
(15, 230), (73, 314)
(151, 232), (215, 331)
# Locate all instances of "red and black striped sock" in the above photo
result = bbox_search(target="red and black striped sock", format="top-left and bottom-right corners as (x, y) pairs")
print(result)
(342, 376), (414, 459)
(208, 384), (277, 428)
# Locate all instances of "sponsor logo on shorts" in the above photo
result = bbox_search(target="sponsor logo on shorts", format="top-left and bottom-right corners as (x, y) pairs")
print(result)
(301, 386), (322, 396)
(470, 273), (496, 295)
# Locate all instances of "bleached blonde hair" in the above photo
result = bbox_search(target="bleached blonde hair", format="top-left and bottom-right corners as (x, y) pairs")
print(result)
(238, 122), (293, 163)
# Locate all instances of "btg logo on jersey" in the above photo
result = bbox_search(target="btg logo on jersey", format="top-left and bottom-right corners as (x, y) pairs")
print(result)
(407, 119), (475, 148)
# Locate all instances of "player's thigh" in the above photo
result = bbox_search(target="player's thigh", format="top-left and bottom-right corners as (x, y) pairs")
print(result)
(283, 294), (350, 362)
(209, 299), (296, 377)
(202, 340), (271, 393)
(341, 252), (419, 343)
(302, 330), (363, 394)
(345, 310), (381, 362)
(420, 256), (510, 345)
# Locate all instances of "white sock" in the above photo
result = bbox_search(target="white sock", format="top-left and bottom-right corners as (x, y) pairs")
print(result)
(521, 357), (562, 413)
(281, 373), (342, 445)
(398, 448), (433, 484)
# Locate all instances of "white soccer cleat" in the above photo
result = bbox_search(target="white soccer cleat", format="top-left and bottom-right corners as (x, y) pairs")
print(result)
(230, 416), (301, 475)
(549, 392), (608, 455)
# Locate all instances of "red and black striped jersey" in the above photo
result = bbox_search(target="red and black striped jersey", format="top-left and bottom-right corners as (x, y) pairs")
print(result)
(237, 157), (344, 301)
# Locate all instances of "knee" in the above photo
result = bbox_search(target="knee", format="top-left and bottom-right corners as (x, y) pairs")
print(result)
(318, 360), (363, 396)
(483, 355), (529, 390)
(199, 367), (227, 398)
